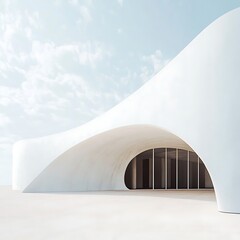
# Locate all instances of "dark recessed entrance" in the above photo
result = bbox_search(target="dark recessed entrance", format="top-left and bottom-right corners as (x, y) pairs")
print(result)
(125, 148), (213, 190)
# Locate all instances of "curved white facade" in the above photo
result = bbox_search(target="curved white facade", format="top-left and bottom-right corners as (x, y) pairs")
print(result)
(12, 8), (240, 213)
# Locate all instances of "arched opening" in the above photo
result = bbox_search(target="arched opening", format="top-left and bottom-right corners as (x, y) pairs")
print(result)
(125, 148), (213, 190)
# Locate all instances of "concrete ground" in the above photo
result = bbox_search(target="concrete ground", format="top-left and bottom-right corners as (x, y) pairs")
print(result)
(1, 187), (240, 240)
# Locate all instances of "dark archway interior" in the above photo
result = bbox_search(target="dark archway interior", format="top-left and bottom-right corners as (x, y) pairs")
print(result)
(125, 148), (213, 190)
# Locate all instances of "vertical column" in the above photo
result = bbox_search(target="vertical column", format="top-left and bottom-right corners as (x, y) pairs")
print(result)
(132, 157), (137, 189)
(153, 149), (154, 190)
(197, 156), (200, 189)
(187, 151), (189, 189)
(176, 149), (178, 189)
(165, 148), (167, 189)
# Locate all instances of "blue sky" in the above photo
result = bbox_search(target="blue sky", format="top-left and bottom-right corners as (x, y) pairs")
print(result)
(1, 0), (240, 185)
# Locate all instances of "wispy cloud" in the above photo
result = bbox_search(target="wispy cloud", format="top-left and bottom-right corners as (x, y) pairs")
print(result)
(69, 0), (93, 24)
(79, 6), (92, 23)
(0, 39), (112, 119)
(140, 50), (170, 82)
(0, 113), (11, 127)
(117, 0), (124, 7)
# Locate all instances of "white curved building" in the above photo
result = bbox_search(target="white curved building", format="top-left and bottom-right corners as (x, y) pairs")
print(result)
(12, 8), (240, 214)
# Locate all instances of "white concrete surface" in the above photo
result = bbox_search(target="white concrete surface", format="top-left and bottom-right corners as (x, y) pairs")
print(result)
(12, 8), (240, 213)
(1, 187), (240, 240)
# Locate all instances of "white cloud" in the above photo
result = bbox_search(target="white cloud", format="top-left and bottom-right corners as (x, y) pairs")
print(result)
(0, 86), (21, 106)
(0, 38), (113, 122)
(0, 113), (11, 127)
(0, 3), (111, 118)
(68, 0), (79, 5)
(142, 50), (169, 73)
(117, 0), (124, 7)
(69, 0), (92, 24)
(31, 41), (108, 70)
(79, 6), (92, 23)
(140, 50), (169, 82)
(25, 11), (41, 30)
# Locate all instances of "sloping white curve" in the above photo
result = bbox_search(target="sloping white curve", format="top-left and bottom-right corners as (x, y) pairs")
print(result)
(23, 125), (192, 192)
(13, 8), (240, 213)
